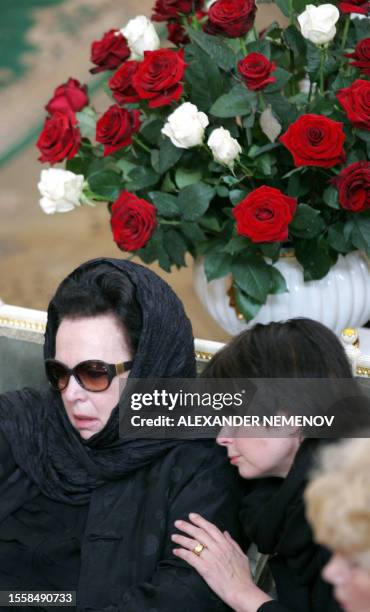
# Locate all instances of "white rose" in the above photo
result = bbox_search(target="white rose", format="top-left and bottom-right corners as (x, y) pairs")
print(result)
(298, 4), (340, 45)
(121, 16), (160, 60)
(38, 168), (84, 214)
(207, 127), (242, 168)
(162, 103), (209, 149)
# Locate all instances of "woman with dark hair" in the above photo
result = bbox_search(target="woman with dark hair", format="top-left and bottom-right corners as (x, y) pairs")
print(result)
(0, 257), (240, 611)
(172, 318), (368, 612)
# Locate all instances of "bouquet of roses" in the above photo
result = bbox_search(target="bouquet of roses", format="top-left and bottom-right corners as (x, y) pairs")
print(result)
(37, 0), (370, 320)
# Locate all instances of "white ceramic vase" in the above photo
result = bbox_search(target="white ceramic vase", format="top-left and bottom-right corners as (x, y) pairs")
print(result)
(193, 252), (370, 335)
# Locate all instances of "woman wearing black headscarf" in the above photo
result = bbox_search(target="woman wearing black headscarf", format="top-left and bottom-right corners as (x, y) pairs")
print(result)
(0, 257), (240, 611)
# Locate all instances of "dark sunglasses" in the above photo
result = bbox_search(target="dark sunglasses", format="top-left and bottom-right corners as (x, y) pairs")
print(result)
(45, 358), (133, 392)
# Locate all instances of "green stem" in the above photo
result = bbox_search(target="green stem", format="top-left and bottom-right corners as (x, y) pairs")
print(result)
(253, 25), (259, 41)
(340, 15), (350, 50)
(319, 47), (326, 95)
(258, 92), (266, 110)
(307, 80), (314, 104)
(289, 0), (294, 26)
(133, 135), (151, 154)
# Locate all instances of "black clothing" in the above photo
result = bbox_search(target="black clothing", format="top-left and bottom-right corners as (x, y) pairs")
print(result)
(0, 430), (240, 611)
(241, 440), (342, 612)
(0, 258), (241, 610)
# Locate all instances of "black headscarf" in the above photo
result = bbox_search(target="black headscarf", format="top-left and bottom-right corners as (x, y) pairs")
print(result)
(0, 258), (196, 504)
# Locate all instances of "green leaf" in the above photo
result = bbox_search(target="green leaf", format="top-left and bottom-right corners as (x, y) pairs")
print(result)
(248, 143), (280, 158)
(283, 24), (306, 58)
(157, 137), (183, 174)
(294, 237), (336, 281)
(148, 191), (179, 219)
(275, 0), (290, 17)
(269, 267), (288, 294)
(306, 41), (321, 78)
(230, 189), (248, 205)
(327, 222), (352, 253)
(233, 285), (263, 321)
(186, 27), (235, 71)
(116, 159), (137, 180)
(76, 108), (97, 140)
(178, 182), (215, 221)
(199, 215), (222, 232)
(223, 235), (254, 254)
(88, 170), (121, 201)
(264, 92), (296, 127)
(204, 251), (233, 281)
(323, 186), (340, 209)
(164, 229), (187, 267)
(138, 228), (171, 272)
(126, 167), (160, 191)
(346, 214), (370, 253)
(181, 222), (206, 243)
(185, 46), (224, 111)
(232, 256), (272, 303)
(355, 129), (370, 144)
(289, 204), (325, 239)
(140, 118), (164, 145)
(210, 85), (257, 118)
(256, 153), (273, 176)
(260, 242), (281, 262)
(175, 167), (203, 189)
(264, 67), (291, 93)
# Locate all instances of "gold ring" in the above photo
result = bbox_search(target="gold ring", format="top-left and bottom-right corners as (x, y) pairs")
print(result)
(193, 542), (206, 556)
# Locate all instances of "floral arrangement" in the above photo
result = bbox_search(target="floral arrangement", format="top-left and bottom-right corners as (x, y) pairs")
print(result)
(37, 0), (370, 320)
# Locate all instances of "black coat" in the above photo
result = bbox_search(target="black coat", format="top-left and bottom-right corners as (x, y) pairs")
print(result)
(241, 441), (343, 612)
(0, 430), (241, 611)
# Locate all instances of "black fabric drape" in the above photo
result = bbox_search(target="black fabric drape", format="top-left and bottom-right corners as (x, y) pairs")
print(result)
(0, 258), (197, 504)
(240, 440), (342, 612)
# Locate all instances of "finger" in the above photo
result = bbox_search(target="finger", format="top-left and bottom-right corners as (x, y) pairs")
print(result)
(172, 547), (205, 573)
(188, 513), (225, 543)
(174, 520), (216, 550)
(171, 533), (200, 552)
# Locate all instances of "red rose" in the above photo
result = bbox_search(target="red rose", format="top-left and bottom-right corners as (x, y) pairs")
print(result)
(152, 0), (204, 21)
(280, 114), (346, 168)
(334, 161), (370, 213)
(132, 48), (187, 108)
(205, 0), (256, 38)
(238, 53), (276, 91)
(109, 61), (141, 105)
(45, 78), (89, 118)
(338, 0), (370, 14)
(345, 38), (370, 75)
(37, 112), (81, 163)
(167, 22), (189, 45)
(166, 11), (207, 44)
(233, 186), (297, 243)
(336, 79), (370, 130)
(90, 29), (130, 74)
(111, 191), (157, 251)
(96, 105), (141, 156)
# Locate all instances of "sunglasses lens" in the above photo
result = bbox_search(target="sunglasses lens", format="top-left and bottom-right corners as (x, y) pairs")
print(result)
(76, 361), (110, 392)
(45, 361), (70, 391)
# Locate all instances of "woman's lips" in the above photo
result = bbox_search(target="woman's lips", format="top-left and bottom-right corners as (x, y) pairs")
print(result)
(73, 415), (99, 428)
(229, 456), (241, 465)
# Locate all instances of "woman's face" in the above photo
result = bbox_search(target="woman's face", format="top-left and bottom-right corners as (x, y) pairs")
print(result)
(323, 553), (370, 612)
(216, 428), (300, 478)
(55, 313), (132, 440)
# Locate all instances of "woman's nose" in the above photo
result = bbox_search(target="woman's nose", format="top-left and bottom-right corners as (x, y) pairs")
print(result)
(62, 374), (87, 401)
(322, 554), (347, 586)
(216, 427), (234, 446)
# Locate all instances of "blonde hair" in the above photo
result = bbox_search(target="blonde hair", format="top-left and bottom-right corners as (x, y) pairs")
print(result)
(305, 438), (370, 569)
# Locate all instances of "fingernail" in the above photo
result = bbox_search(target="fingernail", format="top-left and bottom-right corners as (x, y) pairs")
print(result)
(189, 512), (198, 518)
(174, 520), (182, 527)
